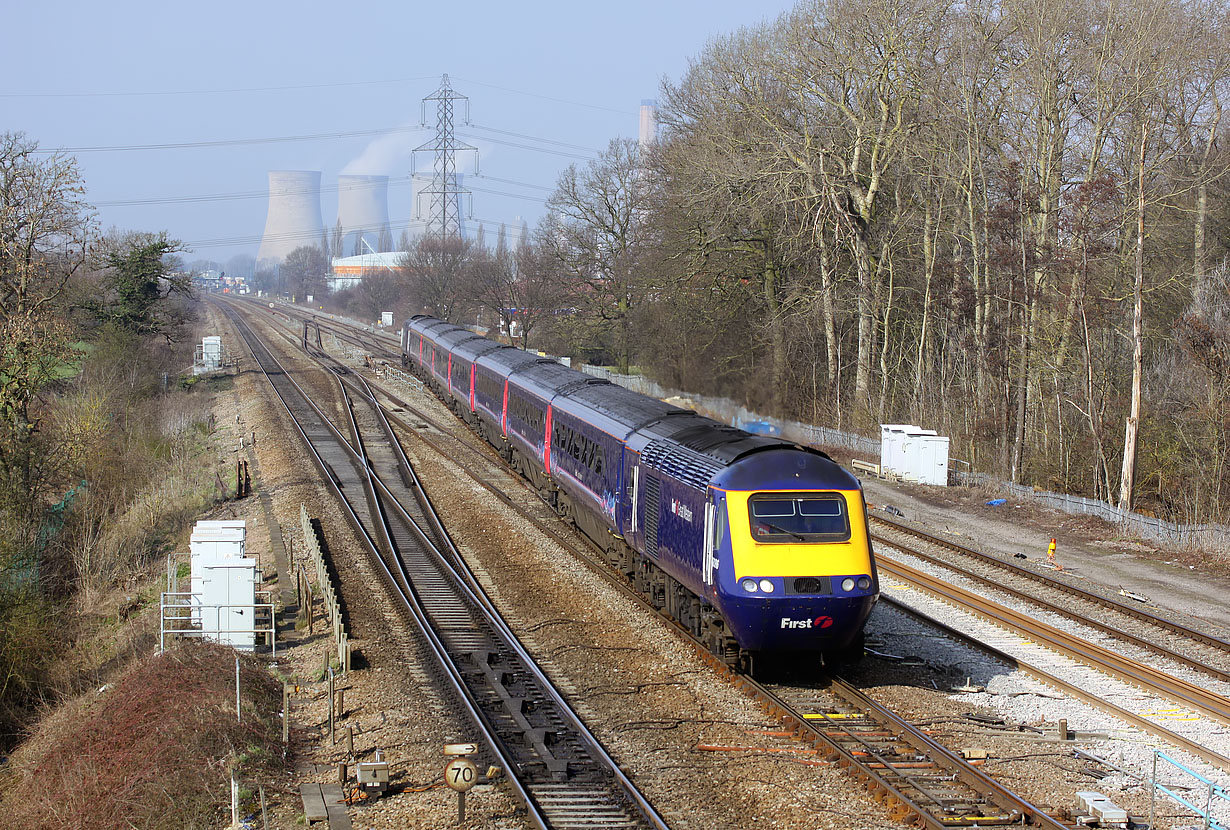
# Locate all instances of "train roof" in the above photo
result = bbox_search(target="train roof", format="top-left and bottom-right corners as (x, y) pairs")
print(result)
(712, 446), (857, 491)
(476, 346), (548, 374)
(507, 359), (584, 401)
(568, 380), (684, 427)
(453, 337), (506, 363)
(630, 413), (815, 490)
(413, 317), (460, 339)
(434, 328), (485, 350)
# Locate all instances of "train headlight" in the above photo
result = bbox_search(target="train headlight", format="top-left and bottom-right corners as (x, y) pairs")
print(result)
(841, 578), (856, 592)
(740, 578), (758, 593)
(857, 576), (871, 590)
(758, 579), (775, 593)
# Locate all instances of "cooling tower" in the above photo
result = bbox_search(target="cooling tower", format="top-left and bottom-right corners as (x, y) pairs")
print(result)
(256, 170), (325, 264)
(337, 174), (392, 256)
(639, 99), (658, 148)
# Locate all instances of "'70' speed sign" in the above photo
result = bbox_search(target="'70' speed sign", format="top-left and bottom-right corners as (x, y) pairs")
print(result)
(445, 757), (478, 792)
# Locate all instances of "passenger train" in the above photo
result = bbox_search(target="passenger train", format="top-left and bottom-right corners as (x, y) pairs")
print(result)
(401, 316), (878, 672)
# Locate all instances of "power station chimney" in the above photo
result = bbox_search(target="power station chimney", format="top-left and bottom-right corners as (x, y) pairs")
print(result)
(336, 174), (391, 256)
(256, 170), (325, 264)
(638, 99), (658, 148)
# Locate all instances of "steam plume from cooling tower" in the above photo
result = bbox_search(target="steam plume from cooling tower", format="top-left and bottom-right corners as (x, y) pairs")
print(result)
(336, 174), (392, 256)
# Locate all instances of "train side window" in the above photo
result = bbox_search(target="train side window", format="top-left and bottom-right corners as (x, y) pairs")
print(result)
(714, 497), (727, 551)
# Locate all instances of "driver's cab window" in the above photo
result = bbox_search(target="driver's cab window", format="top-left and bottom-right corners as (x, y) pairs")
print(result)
(748, 493), (850, 542)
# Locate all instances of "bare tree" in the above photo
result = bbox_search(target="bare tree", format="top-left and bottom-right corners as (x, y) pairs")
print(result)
(539, 139), (654, 372)
(281, 245), (329, 301)
(0, 132), (93, 319)
(398, 235), (475, 321)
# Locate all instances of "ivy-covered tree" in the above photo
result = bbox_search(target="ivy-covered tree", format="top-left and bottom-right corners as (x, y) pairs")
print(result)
(90, 232), (192, 340)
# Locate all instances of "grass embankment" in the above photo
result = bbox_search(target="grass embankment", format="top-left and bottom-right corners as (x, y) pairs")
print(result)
(0, 642), (288, 830)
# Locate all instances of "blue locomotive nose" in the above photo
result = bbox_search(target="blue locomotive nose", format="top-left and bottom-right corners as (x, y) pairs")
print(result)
(708, 449), (879, 656)
(720, 592), (877, 652)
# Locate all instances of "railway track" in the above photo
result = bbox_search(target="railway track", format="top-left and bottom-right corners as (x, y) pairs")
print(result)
(283, 304), (1230, 776)
(261, 306), (1082, 829)
(870, 515), (1230, 668)
(225, 303), (668, 830)
(867, 520), (1230, 769)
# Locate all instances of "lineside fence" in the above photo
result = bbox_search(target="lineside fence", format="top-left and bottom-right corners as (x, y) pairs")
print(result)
(300, 505), (351, 673)
(1150, 749), (1230, 829)
(579, 363), (1229, 552)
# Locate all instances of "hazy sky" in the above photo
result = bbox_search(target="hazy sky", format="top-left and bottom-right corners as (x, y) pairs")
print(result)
(3, 1), (795, 268)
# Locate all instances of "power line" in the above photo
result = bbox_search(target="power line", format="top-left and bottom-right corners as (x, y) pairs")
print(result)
(456, 131), (594, 160)
(467, 123), (599, 154)
(453, 77), (635, 116)
(1, 75), (440, 99)
(94, 175), (415, 207)
(184, 213), (524, 251)
(467, 186), (546, 203)
(35, 125), (426, 154)
(473, 174), (553, 191)
(38, 126), (597, 161)
(93, 171), (552, 209)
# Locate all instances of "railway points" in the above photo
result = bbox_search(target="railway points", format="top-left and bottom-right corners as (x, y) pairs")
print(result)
(222, 301), (668, 830)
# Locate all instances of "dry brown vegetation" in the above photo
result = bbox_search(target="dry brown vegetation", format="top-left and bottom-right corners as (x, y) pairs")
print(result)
(0, 642), (287, 830)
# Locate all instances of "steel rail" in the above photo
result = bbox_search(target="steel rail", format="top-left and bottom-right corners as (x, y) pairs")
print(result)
(735, 674), (1072, 830)
(872, 528), (1230, 684)
(339, 361), (671, 830)
(877, 555), (1230, 726)
(223, 305), (549, 824)
(276, 310), (1085, 829)
(879, 593), (1230, 773)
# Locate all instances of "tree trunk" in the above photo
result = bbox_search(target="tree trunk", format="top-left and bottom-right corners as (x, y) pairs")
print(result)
(914, 198), (936, 409)
(1118, 128), (1148, 510)
(817, 232), (837, 389)
(878, 259), (896, 422)
(1194, 179), (1207, 281)
(763, 245), (786, 415)
(853, 230), (875, 416)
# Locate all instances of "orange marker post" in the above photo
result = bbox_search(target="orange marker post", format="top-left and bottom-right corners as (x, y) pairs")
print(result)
(1046, 538), (1062, 570)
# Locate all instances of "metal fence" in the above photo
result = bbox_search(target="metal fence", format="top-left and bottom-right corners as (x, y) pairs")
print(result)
(159, 591), (276, 654)
(1150, 749), (1230, 829)
(580, 362), (1228, 552)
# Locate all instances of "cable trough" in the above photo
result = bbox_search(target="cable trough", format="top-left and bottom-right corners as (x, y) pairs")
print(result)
(223, 304), (667, 830)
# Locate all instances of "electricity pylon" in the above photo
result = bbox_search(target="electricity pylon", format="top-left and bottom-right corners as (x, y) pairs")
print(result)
(414, 74), (477, 243)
